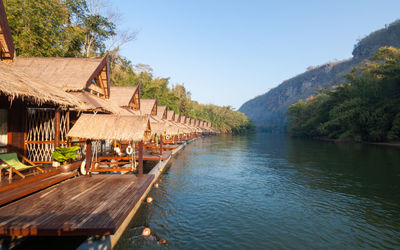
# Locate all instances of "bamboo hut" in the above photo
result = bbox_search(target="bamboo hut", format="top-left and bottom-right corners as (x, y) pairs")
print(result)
(0, 1), (84, 163)
(156, 106), (168, 120)
(167, 110), (175, 121)
(139, 100), (178, 152)
(12, 52), (120, 162)
(140, 99), (157, 116)
(67, 114), (151, 175)
(12, 56), (117, 113)
(68, 114), (151, 142)
(109, 86), (140, 114)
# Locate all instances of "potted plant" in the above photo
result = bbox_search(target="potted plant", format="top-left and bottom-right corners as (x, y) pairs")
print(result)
(52, 146), (81, 171)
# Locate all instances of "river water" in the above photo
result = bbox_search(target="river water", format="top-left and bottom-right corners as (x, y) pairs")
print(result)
(116, 133), (400, 249)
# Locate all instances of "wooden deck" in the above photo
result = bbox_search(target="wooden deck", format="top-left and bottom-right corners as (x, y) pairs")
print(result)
(0, 174), (154, 236)
(162, 144), (179, 150)
(142, 151), (171, 161)
(0, 171), (77, 206)
(0, 162), (81, 206)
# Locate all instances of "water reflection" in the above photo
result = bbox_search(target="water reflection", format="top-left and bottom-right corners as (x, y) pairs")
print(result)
(116, 134), (400, 249)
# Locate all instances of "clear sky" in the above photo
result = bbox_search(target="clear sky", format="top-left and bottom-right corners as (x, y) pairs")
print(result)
(112, 0), (400, 109)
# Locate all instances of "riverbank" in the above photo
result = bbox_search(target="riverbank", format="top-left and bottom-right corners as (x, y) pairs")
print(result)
(311, 136), (400, 147)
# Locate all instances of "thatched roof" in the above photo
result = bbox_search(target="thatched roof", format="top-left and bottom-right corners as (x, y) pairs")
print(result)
(68, 114), (151, 141)
(0, 61), (82, 107)
(167, 110), (175, 121)
(180, 115), (186, 124)
(174, 113), (181, 123)
(174, 122), (189, 134)
(156, 106), (167, 120)
(13, 55), (109, 94)
(150, 116), (180, 136)
(109, 86), (139, 108)
(140, 99), (157, 115)
(69, 92), (124, 114)
(0, 0), (14, 61)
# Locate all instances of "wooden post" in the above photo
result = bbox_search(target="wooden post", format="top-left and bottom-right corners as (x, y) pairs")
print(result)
(138, 140), (143, 177)
(85, 140), (92, 173)
(66, 110), (70, 147)
(159, 136), (163, 155)
(54, 109), (60, 148)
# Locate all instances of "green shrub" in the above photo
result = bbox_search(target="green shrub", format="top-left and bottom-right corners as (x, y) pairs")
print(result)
(52, 146), (81, 163)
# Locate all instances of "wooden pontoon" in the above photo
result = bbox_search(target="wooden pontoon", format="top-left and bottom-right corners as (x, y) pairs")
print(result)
(0, 174), (154, 236)
(67, 114), (152, 174)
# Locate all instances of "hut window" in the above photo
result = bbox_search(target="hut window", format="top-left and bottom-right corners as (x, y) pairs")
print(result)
(0, 109), (7, 153)
(25, 108), (69, 163)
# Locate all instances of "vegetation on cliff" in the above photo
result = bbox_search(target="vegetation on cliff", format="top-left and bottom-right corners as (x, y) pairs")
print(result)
(4, 0), (254, 133)
(240, 19), (400, 132)
(287, 47), (400, 142)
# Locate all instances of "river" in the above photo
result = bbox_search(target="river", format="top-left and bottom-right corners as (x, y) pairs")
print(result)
(116, 133), (400, 249)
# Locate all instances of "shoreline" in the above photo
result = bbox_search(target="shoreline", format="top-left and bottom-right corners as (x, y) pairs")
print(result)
(312, 136), (400, 147)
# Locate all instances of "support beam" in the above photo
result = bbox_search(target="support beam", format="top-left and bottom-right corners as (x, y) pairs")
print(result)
(138, 140), (143, 177)
(54, 109), (60, 148)
(66, 111), (70, 147)
(85, 140), (92, 173)
(159, 136), (163, 155)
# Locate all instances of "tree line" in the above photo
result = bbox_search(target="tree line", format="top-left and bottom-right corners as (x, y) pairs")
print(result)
(110, 56), (255, 134)
(5, 0), (254, 133)
(287, 47), (400, 142)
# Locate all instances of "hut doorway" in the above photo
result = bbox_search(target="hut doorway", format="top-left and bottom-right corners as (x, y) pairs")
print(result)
(0, 109), (7, 153)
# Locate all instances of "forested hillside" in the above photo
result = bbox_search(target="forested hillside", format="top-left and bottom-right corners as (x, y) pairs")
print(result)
(110, 56), (255, 134)
(240, 20), (400, 132)
(287, 47), (400, 142)
(4, 0), (254, 133)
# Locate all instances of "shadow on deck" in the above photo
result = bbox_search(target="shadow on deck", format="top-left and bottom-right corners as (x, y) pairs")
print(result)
(0, 163), (81, 206)
(0, 174), (154, 236)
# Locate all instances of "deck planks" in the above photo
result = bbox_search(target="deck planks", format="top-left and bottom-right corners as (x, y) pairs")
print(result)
(142, 150), (172, 161)
(0, 171), (78, 206)
(0, 174), (154, 236)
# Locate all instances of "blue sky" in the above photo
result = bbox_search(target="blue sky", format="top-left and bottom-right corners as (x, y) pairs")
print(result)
(112, 0), (400, 109)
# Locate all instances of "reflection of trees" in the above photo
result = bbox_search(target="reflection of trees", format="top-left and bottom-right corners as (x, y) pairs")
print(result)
(287, 137), (400, 198)
(286, 137), (400, 237)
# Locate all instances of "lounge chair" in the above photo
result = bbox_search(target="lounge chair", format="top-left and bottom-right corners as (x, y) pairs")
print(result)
(0, 153), (43, 180)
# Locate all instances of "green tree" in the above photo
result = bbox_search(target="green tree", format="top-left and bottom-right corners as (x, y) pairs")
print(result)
(5, 0), (117, 57)
(287, 46), (400, 142)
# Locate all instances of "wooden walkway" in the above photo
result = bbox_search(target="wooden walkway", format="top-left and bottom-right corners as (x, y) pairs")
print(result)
(0, 174), (154, 236)
(142, 151), (171, 161)
(0, 171), (77, 206)
(162, 144), (179, 150)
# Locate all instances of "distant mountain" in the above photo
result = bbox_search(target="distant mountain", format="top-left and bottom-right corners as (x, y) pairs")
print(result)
(239, 20), (400, 132)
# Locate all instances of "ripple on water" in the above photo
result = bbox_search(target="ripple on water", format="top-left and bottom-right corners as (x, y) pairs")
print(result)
(116, 135), (400, 250)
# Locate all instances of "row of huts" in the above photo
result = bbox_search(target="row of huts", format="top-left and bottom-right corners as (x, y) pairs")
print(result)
(0, 0), (218, 178)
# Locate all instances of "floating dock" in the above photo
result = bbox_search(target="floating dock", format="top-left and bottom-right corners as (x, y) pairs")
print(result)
(0, 138), (194, 249)
(0, 174), (153, 236)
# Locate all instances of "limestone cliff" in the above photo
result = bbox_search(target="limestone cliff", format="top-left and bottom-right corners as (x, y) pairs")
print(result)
(239, 20), (400, 132)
